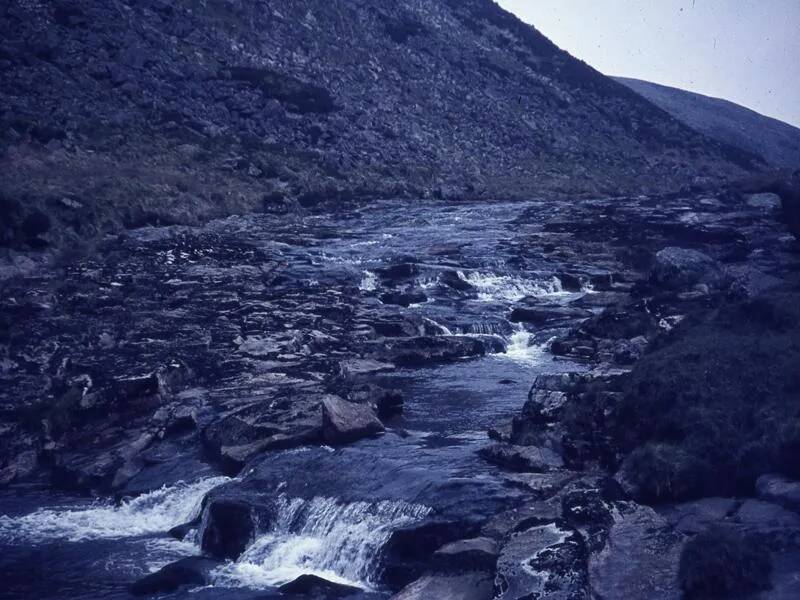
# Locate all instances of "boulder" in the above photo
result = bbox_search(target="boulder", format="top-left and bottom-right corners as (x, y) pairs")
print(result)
(381, 520), (482, 590)
(130, 557), (219, 596)
(278, 574), (361, 597)
(321, 395), (384, 445)
(478, 443), (564, 473)
(756, 474), (800, 513)
(649, 247), (724, 290)
(391, 572), (493, 600)
(199, 496), (256, 560)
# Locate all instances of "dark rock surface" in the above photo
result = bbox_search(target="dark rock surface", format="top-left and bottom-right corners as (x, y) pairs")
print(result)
(278, 574), (362, 597)
(130, 557), (220, 596)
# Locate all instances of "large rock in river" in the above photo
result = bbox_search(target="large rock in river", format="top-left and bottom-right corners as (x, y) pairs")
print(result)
(130, 557), (219, 596)
(322, 395), (384, 444)
(200, 496), (256, 560)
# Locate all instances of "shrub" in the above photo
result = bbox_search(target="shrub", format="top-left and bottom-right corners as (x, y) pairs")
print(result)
(613, 292), (800, 499)
(617, 443), (710, 502)
(679, 527), (772, 599)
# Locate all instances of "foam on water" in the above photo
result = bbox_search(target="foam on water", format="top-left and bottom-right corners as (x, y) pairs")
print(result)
(0, 476), (228, 543)
(500, 327), (548, 365)
(359, 270), (378, 291)
(213, 495), (431, 590)
(459, 271), (564, 302)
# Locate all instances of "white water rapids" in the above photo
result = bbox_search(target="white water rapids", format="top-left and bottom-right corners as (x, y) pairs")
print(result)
(0, 477), (228, 543)
(213, 495), (432, 590)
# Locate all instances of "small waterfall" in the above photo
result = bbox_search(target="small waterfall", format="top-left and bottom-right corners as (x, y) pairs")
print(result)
(0, 477), (228, 543)
(458, 271), (564, 302)
(359, 270), (378, 291)
(213, 495), (431, 590)
(500, 325), (549, 365)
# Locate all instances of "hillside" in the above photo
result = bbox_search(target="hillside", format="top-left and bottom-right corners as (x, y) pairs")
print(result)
(616, 76), (800, 169)
(0, 0), (760, 251)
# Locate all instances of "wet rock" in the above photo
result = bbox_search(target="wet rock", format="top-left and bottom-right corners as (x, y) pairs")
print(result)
(380, 290), (427, 307)
(200, 496), (256, 560)
(432, 537), (499, 572)
(392, 572), (494, 600)
(495, 523), (589, 600)
(509, 304), (592, 325)
(347, 384), (404, 419)
(376, 263), (418, 281)
(756, 474), (800, 513)
(588, 503), (684, 600)
(478, 443), (564, 473)
(649, 247), (724, 290)
(278, 574), (361, 597)
(382, 335), (504, 366)
(381, 520), (482, 590)
(130, 557), (219, 596)
(439, 270), (474, 292)
(321, 395), (384, 445)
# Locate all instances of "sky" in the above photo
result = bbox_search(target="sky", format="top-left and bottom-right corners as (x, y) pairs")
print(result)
(496, 0), (800, 128)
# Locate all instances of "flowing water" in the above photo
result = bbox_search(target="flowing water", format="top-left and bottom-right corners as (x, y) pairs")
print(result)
(0, 199), (589, 598)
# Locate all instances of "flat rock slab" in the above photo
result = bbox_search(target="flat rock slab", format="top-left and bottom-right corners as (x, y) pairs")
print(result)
(589, 503), (684, 600)
(392, 572), (494, 600)
(495, 522), (587, 600)
(478, 443), (564, 473)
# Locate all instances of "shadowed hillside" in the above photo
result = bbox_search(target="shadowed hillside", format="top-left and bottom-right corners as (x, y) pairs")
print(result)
(617, 76), (800, 169)
(0, 0), (760, 251)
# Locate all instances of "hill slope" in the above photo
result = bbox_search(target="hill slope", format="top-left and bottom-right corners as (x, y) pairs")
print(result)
(0, 0), (759, 250)
(616, 77), (800, 169)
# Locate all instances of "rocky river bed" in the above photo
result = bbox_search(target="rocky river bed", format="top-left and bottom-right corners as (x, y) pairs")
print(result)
(1, 190), (799, 599)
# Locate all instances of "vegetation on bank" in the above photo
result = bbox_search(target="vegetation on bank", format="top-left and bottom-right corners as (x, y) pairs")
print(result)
(614, 291), (800, 501)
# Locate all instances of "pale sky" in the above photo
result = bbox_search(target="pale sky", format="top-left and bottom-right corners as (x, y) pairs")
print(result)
(497, 0), (800, 128)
